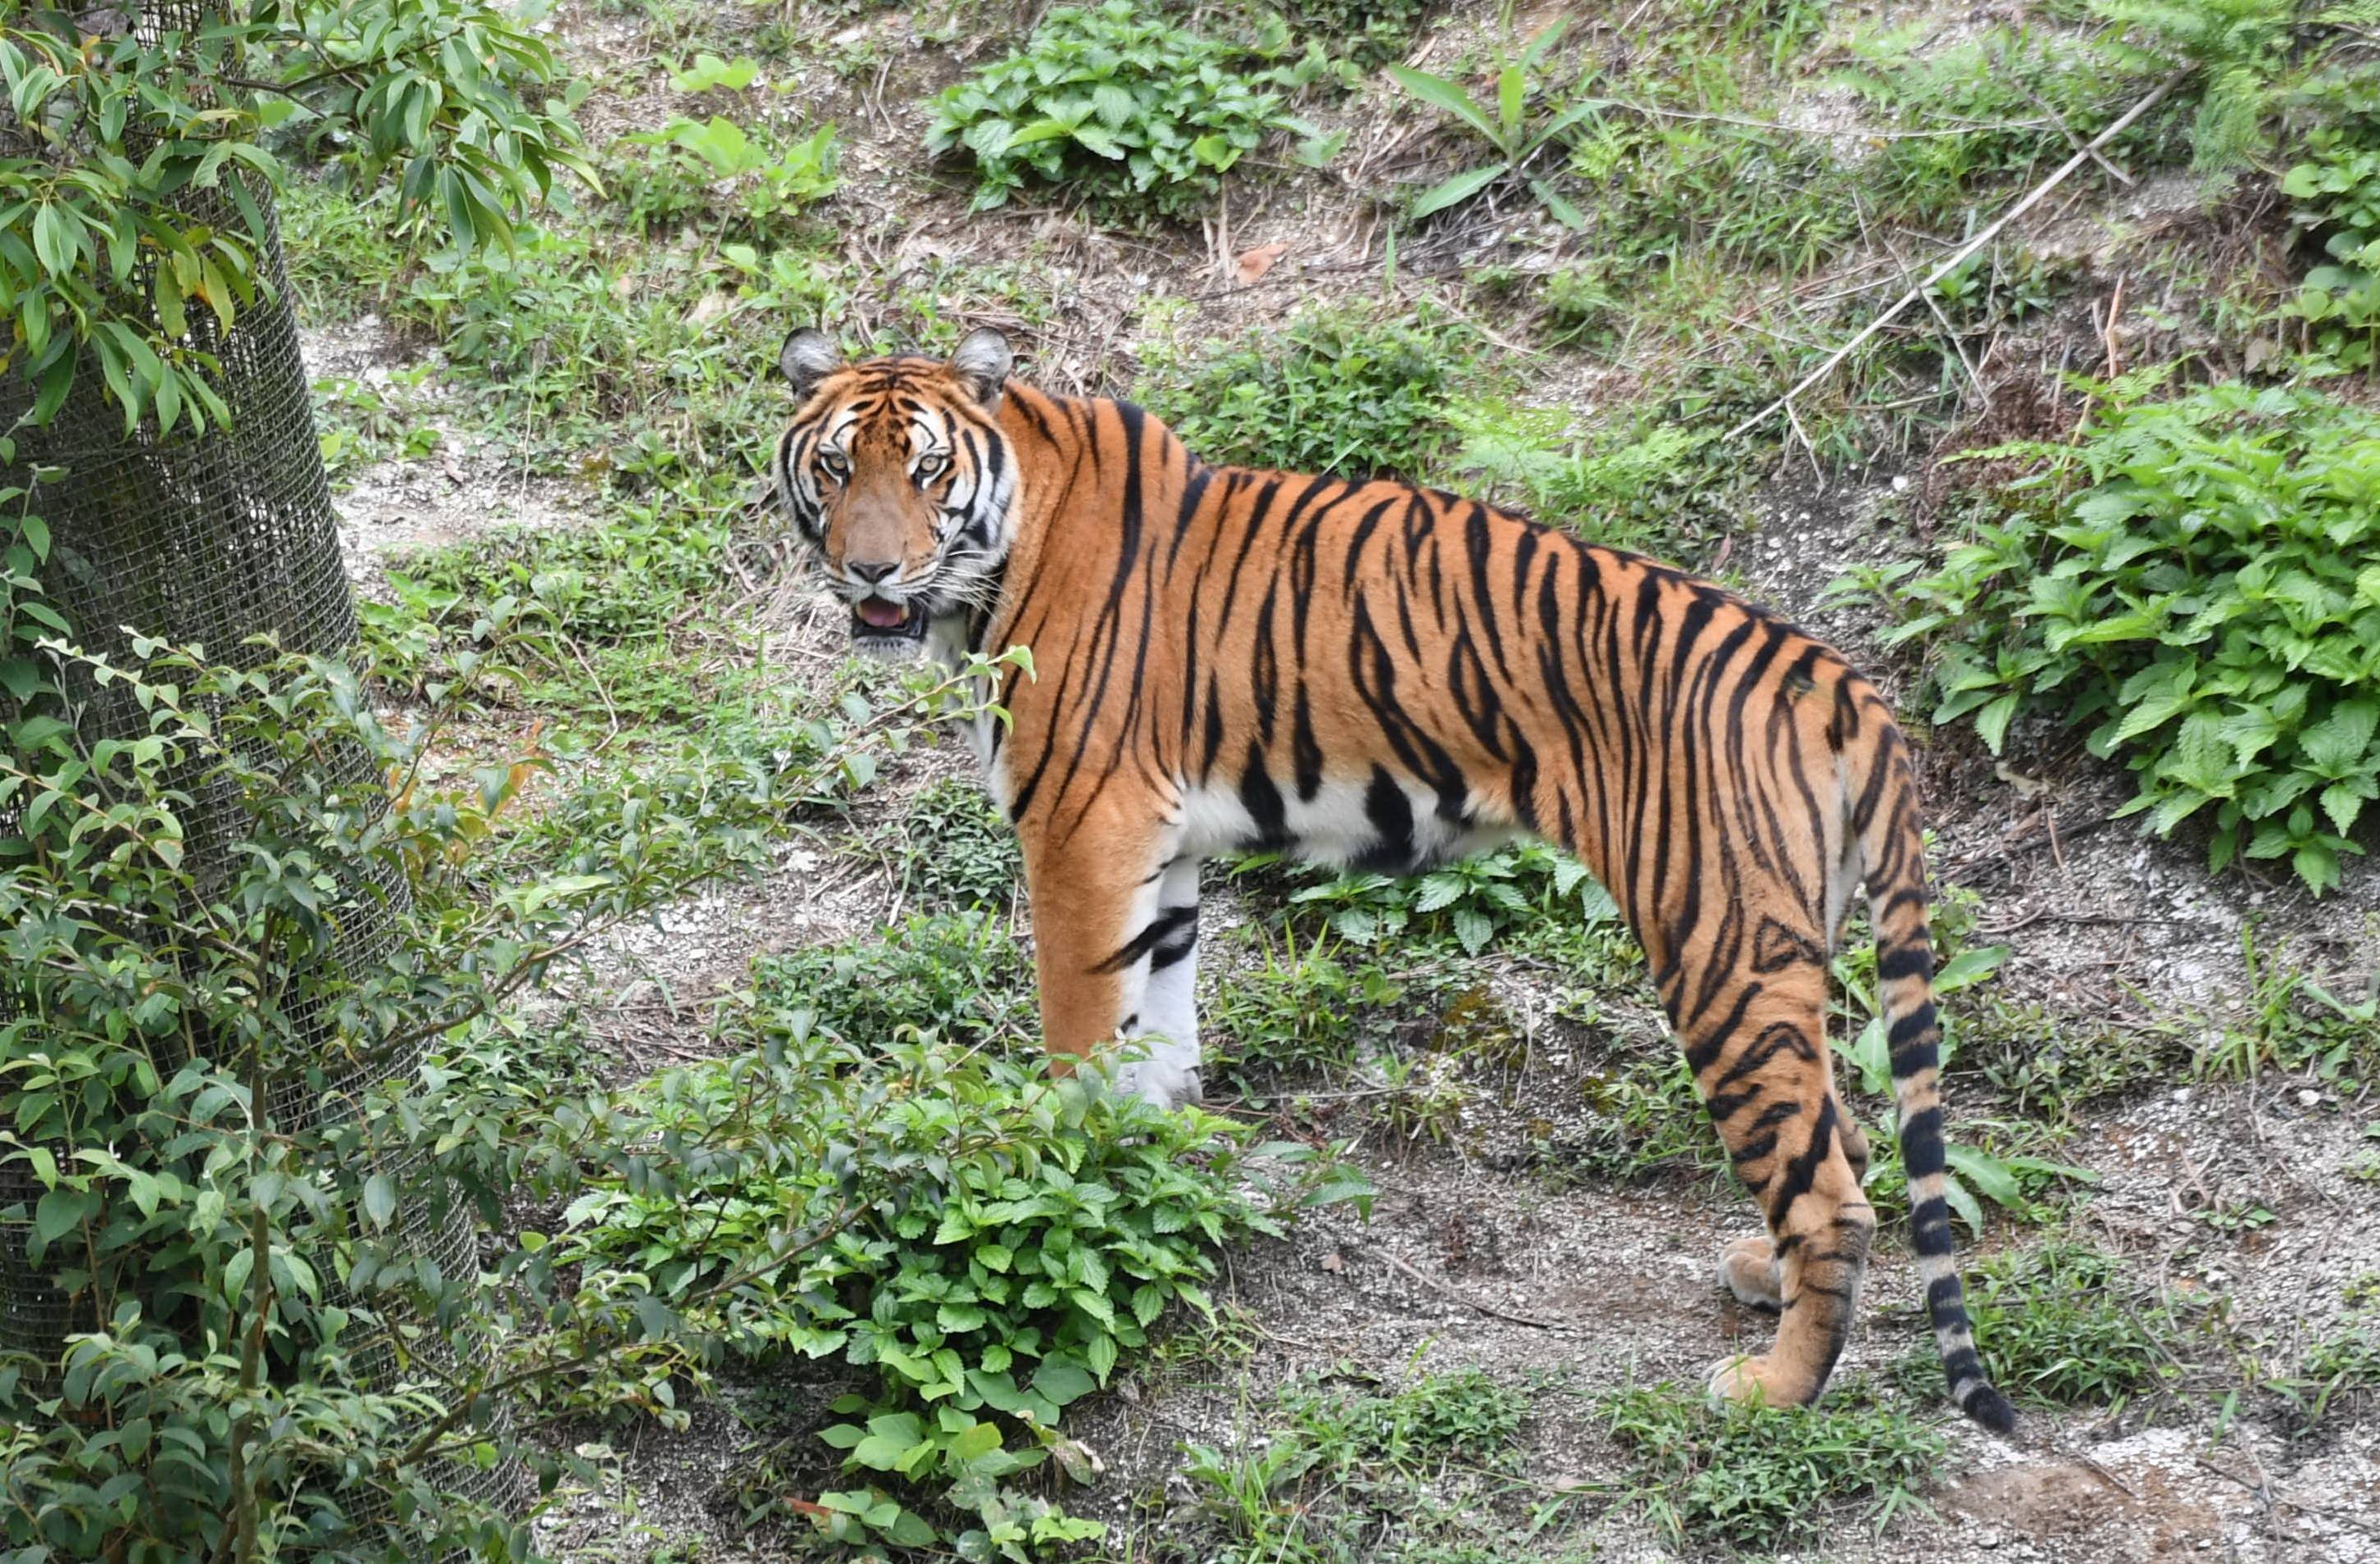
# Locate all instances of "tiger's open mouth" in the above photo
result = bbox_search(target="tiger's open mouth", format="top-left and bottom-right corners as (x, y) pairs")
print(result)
(850, 595), (928, 647)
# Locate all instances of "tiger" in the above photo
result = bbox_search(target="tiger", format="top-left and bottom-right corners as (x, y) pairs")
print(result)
(765, 323), (2016, 1431)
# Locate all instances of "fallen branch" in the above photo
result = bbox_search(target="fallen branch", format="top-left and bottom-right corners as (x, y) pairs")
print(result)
(1377, 1248), (1577, 1334)
(1724, 68), (2191, 442)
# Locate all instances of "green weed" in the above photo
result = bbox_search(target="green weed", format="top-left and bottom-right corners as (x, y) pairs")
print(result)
(1177, 1368), (1548, 1564)
(926, 2), (1315, 221)
(1599, 1380), (1944, 1548)
(1964, 1241), (2179, 1406)
(2196, 925), (2379, 1081)
(1875, 374), (2380, 894)
(2280, 77), (2380, 374)
(1246, 840), (1619, 957)
(1206, 923), (1405, 1087)
(1142, 306), (1474, 480)
(555, 1022), (1331, 1558)
(611, 116), (840, 243)
(888, 775), (1020, 915)
(1391, 24), (1597, 230)
(313, 368), (445, 481)
(752, 912), (1037, 1050)
(1562, 1055), (1727, 1184)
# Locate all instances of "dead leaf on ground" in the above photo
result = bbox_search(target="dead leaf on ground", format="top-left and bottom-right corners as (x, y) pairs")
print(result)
(1235, 243), (1289, 286)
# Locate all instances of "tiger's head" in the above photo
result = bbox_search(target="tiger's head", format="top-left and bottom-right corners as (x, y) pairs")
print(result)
(769, 325), (1020, 656)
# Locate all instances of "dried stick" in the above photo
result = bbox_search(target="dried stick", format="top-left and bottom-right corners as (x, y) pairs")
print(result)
(1725, 69), (2190, 442)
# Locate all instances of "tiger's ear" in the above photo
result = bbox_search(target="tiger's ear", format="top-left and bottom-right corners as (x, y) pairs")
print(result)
(779, 329), (843, 401)
(949, 326), (1013, 409)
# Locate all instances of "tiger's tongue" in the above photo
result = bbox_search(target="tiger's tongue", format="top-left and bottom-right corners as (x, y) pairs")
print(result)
(854, 598), (907, 630)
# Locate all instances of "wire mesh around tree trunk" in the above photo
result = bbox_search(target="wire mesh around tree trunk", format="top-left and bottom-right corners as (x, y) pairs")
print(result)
(0, 166), (525, 1521)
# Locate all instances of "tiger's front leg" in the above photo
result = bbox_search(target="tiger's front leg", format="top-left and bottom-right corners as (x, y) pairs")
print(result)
(1021, 810), (1203, 1110)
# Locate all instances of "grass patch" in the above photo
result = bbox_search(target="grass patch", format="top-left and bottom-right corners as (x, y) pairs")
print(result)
(1599, 1379), (1944, 1548)
(1175, 1368), (1552, 1564)
(1964, 1241), (2181, 1407)
(1204, 923), (1405, 1090)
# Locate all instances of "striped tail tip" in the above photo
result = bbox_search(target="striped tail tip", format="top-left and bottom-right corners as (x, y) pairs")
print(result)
(1955, 1376), (2016, 1435)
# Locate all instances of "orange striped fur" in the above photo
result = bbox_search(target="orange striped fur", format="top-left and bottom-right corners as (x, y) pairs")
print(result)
(769, 327), (2014, 1430)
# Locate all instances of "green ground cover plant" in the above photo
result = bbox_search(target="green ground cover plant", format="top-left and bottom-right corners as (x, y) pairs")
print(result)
(2281, 78), (2380, 373)
(753, 912), (1038, 1048)
(926, 2), (1314, 221)
(890, 775), (1024, 913)
(1962, 1241), (2182, 1406)
(1599, 1380), (1945, 1548)
(612, 116), (841, 242)
(555, 1018), (1347, 1558)
(1874, 374), (2380, 893)
(1179, 1367), (1545, 1563)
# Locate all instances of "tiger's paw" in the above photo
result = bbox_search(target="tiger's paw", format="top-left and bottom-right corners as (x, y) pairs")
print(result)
(1706, 1353), (1789, 1410)
(1719, 1235), (1784, 1310)
(1112, 1057), (1205, 1112)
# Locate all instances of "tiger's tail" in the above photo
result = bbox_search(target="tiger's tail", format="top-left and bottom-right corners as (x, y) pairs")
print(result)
(1858, 739), (2016, 1435)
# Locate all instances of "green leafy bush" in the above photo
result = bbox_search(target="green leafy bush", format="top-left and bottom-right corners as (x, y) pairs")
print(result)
(891, 775), (1023, 913)
(0, 542), (1006, 1556)
(1878, 375), (2380, 893)
(1143, 307), (1471, 480)
(926, 2), (1308, 220)
(754, 912), (1037, 1049)
(1600, 1381), (1945, 1547)
(2281, 82), (2380, 373)
(556, 1024), (1331, 1558)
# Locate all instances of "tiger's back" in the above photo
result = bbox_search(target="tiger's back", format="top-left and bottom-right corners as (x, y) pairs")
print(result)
(771, 329), (2014, 1433)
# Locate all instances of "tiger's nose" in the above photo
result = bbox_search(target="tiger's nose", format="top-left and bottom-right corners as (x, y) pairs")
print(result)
(848, 560), (899, 585)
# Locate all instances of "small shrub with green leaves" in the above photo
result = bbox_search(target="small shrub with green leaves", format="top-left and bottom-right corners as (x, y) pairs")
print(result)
(613, 116), (840, 241)
(1142, 307), (1473, 480)
(753, 912), (1037, 1049)
(1599, 1381), (1945, 1548)
(892, 775), (1022, 913)
(926, 2), (1310, 221)
(1964, 1242), (2178, 1406)
(555, 1022), (1343, 1558)
(2281, 80), (2380, 374)
(1874, 373), (2380, 893)
(1251, 839), (1618, 955)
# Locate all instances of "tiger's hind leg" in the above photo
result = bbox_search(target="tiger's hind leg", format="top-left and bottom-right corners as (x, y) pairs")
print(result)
(1718, 1101), (1870, 1312)
(1680, 960), (1876, 1408)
